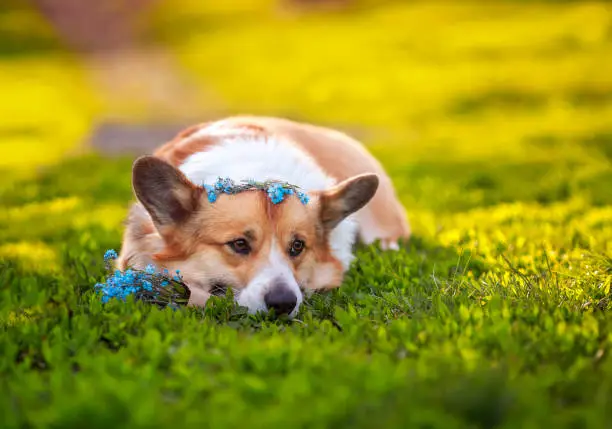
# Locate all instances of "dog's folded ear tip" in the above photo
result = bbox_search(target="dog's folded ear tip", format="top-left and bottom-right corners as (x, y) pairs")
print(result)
(133, 155), (163, 169)
(132, 157), (180, 182)
(358, 172), (379, 187)
(344, 172), (380, 195)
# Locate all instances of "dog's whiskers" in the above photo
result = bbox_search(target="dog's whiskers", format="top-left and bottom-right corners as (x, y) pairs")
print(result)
(209, 282), (231, 297)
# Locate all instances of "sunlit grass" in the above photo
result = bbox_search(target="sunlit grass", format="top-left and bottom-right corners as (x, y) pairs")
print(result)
(2, 1), (612, 426)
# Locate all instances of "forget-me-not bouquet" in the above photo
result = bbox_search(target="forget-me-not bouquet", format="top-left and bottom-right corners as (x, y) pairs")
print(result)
(95, 249), (191, 308)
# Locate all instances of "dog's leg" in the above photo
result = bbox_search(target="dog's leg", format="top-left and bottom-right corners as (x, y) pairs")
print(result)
(356, 196), (410, 251)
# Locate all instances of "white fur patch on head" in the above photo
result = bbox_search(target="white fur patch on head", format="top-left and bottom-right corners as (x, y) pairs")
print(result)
(236, 239), (303, 317)
(180, 134), (334, 190)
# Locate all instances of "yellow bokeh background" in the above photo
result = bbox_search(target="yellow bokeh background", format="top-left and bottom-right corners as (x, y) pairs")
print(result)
(0, 0), (610, 280)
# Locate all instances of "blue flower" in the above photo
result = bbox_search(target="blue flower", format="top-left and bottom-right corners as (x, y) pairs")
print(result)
(123, 269), (135, 284)
(214, 177), (224, 190)
(97, 262), (164, 303)
(104, 249), (118, 262)
(267, 183), (286, 204)
(203, 184), (217, 203)
(297, 191), (310, 205)
(222, 178), (234, 194)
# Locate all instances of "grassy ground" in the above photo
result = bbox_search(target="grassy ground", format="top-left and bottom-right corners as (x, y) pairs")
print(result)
(2, 1), (612, 427)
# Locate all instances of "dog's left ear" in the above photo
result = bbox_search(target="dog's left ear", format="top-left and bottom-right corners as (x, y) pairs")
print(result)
(132, 156), (203, 229)
(319, 173), (379, 230)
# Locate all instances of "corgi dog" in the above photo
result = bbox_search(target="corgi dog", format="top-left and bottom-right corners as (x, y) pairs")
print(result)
(117, 116), (409, 317)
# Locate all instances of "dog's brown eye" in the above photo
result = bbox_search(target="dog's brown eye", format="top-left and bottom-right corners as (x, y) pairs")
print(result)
(228, 239), (251, 255)
(289, 239), (305, 257)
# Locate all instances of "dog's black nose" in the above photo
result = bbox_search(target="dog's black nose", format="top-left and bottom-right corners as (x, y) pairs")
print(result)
(264, 284), (297, 315)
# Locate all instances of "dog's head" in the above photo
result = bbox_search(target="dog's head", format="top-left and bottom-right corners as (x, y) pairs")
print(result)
(125, 156), (378, 317)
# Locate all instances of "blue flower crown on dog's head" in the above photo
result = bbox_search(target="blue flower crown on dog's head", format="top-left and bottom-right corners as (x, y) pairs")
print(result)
(202, 177), (310, 205)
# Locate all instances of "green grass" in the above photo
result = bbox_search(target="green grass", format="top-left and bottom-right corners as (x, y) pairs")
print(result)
(2, 0), (612, 427)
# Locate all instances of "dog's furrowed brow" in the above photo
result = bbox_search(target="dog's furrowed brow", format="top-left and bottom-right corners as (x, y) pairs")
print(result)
(243, 229), (256, 240)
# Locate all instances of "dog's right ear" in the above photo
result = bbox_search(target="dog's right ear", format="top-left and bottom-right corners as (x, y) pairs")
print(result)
(132, 156), (203, 229)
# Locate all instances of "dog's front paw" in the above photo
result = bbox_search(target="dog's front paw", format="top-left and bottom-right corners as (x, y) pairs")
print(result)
(380, 239), (400, 251)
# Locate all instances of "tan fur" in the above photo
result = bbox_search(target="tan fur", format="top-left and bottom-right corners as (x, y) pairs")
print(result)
(118, 116), (410, 307)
